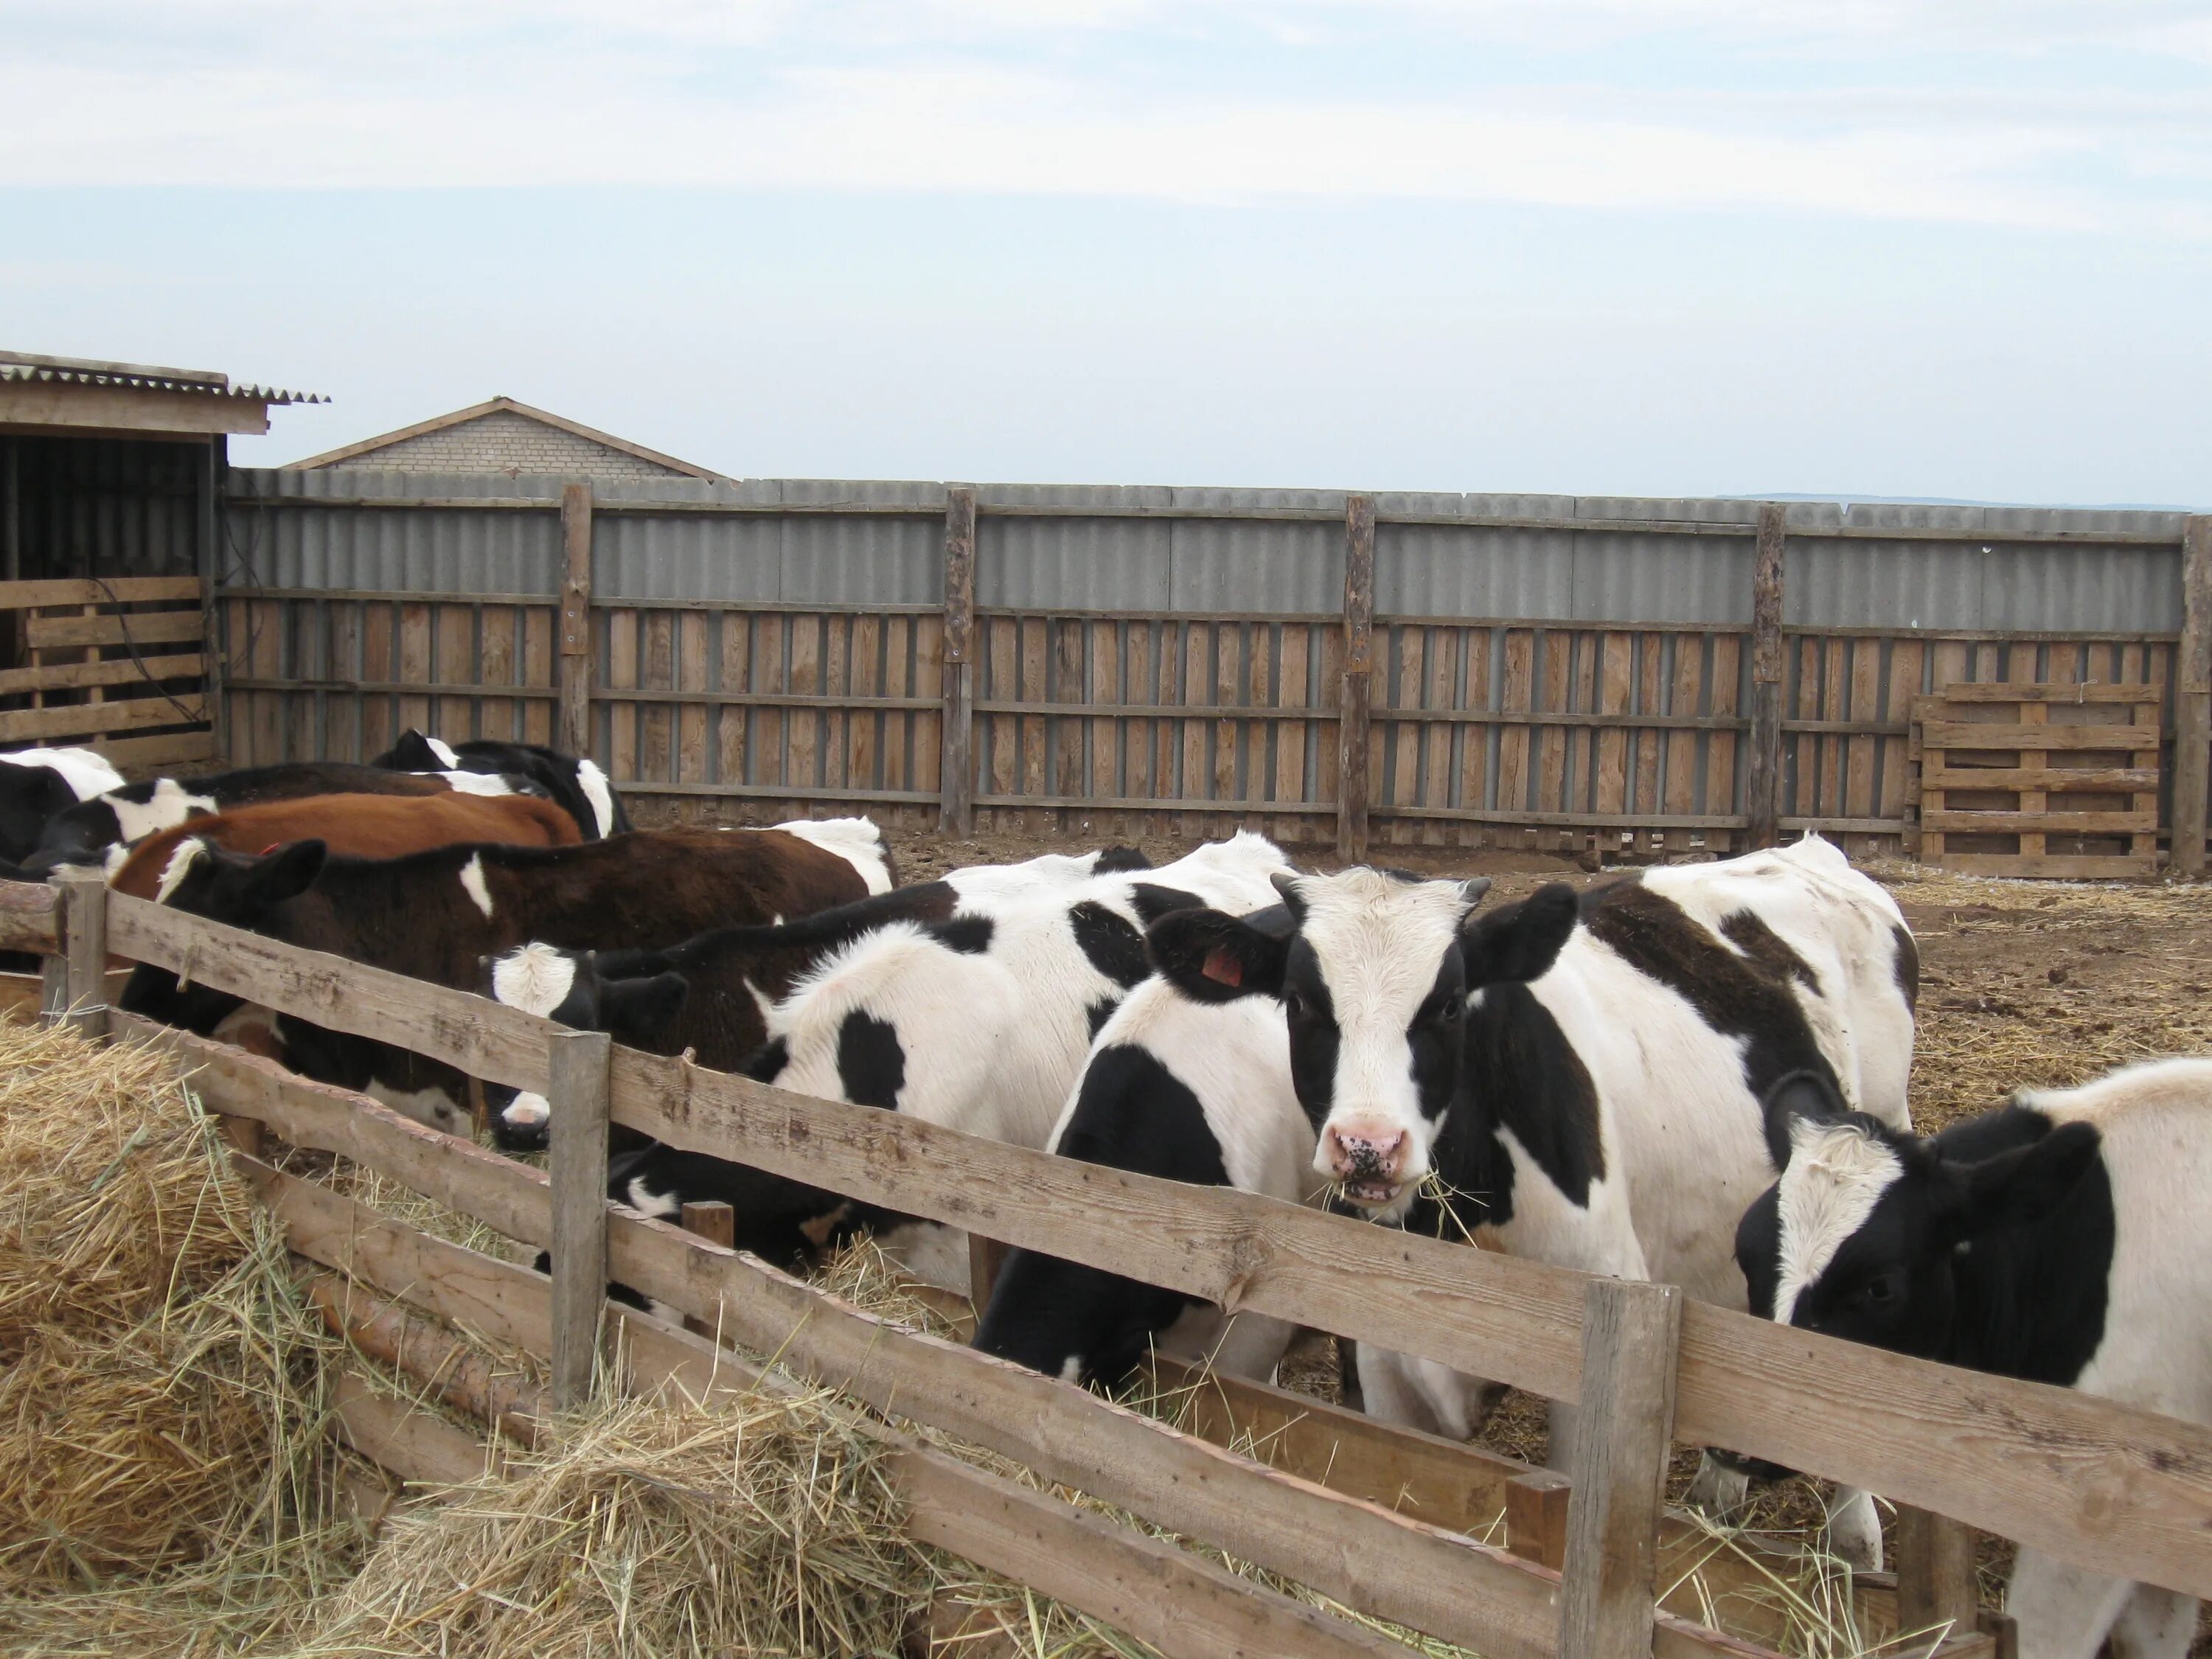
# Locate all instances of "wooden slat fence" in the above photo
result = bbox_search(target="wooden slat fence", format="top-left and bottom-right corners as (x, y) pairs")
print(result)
(212, 488), (2211, 870)
(0, 575), (217, 773)
(22, 874), (2212, 1656)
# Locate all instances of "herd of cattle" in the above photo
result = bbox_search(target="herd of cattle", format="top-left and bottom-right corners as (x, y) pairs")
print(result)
(4, 737), (2207, 1659)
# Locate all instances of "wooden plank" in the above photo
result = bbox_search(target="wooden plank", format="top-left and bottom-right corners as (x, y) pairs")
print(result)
(1632, 634), (1663, 830)
(1593, 632), (1633, 818)
(675, 609), (710, 785)
(330, 1368), (497, 1489)
(1020, 616), (1048, 804)
(1560, 1279), (1683, 1659)
(1921, 721), (2164, 750)
(679, 1200), (736, 1338)
(844, 612), (878, 793)
(305, 1275), (543, 1448)
(987, 616), (1019, 803)
(1921, 765), (2160, 791)
(395, 602), (431, 746)
(19, 609), (203, 650)
(639, 610), (675, 783)
(1338, 495), (1375, 860)
(93, 729), (219, 774)
(556, 484), (593, 757)
(1745, 504), (1785, 847)
(1663, 634), (1702, 821)
(604, 611), (639, 782)
(0, 650), (202, 698)
(52, 870), (107, 1037)
(1928, 853), (2160, 879)
(897, 1450), (1422, 1659)
(1846, 638), (1882, 821)
(1460, 626), (1493, 816)
(1091, 619), (1121, 804)
(548, 1029), (612, 1408)
(0, 575), (202, 608)
(0, 880), (60, 954)
(718, 611), (751, 787)
(2174, 515), (2211, 877)
(0, 693), (208, 744)
(1921, 810), (2154, 834)
(1934, 681), (2179, 703)
(1535, 632), (1573, 823)
(106, 893), (554, 1092)
(476, 604), (518, 744)
(942, 490), (977, 831)
(1497, 630), (1534, 813)
(1896, 1509), (1980, 1644)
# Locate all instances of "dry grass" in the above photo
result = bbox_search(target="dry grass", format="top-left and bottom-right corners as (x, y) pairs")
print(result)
(297, 1382), (929, 1659)
(0, 1019), (355, 1655)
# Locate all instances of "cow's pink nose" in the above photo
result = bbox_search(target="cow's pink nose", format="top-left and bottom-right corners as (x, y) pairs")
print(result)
(1324, 1126), (1407, 1182)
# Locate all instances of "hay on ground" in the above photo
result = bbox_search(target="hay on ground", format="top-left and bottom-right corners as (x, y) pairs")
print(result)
(296, 1383), (929, 1659)
(0, 1018), (351, 1654)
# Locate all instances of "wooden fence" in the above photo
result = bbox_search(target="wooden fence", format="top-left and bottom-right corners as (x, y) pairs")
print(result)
(0, 575), (217, 773)
(212, 490), (2212, 873)
(15, 873), (2212, 1655)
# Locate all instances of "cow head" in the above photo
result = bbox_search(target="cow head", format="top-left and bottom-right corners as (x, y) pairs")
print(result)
(481, 942), (687, 1150)
(0, 762), (77, 867)
(1736, 1079), (2101, 1363)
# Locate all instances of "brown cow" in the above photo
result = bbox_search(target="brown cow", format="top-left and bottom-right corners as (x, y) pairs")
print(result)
(118, 825), (880, 1135)
(111, 791), (582, 902)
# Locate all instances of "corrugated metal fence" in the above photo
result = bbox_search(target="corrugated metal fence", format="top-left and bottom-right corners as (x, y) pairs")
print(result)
(214, 468), (2207, 859)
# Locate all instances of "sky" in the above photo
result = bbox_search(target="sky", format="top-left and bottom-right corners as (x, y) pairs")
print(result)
(5, 1), (2211, 504)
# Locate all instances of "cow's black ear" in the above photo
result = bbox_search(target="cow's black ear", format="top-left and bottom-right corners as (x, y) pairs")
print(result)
(1148, 908), (1289, 1004)
(1460, 882), (1577, 986)
(1943, 1121), (2101, 1241)
(1767, 1070), (1846, 1134)
(373, 729), (440, 771)
(602, 970), (688, 1047)
(1268, 870), (1308, 925)
(239, 839), (327, 907)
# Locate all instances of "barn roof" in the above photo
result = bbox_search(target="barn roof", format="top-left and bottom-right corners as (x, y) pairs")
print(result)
(0, 350), (326, 406)
(286, 395), (730, 481)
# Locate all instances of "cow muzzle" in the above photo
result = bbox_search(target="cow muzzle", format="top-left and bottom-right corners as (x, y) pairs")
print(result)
(1317, 1118), (1419, 1207)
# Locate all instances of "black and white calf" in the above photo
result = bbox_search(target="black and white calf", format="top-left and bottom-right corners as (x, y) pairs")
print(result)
(973, 908), (1319, 1386)
(516, 834), (1293, 1287)
(374, 731), (627, 841)
(1736, 1058), (2212, 1659)
(1149, 835), (1914, 1563)
(0, 746), (124, 864)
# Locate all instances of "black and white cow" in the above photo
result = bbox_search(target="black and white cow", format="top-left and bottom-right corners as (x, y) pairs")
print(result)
(1736, 1057), (2212, 1659)
(973, 906), (1319, 1385)
(1146, 835), (1915, 1563)
(480, 844), (1155, 1148)
(516, 834), (1293, 1287)
(21, 759), (537, 873)
(373, 731), (627, 841)
(0, 746), (124, 864)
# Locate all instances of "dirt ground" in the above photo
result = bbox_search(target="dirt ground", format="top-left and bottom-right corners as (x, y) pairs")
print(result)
(884, 818), (2212, 1639)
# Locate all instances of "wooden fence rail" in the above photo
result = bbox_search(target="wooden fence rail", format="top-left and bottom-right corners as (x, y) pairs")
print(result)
(209, 498), (2212, 860)
(26, 876), (2212, 1632)
(1, 574), (218, 773)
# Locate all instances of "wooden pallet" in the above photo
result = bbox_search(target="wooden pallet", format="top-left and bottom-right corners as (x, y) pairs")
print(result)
(1910, 684), (2163, 877)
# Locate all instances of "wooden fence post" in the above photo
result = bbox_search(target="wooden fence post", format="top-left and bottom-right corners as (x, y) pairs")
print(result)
(547, 1027), (612, 1409)
(2173, 514), (2211, 878)
(1503, 1467), (1573, 1571)
(1896, 1507), (1980, 1643)
(46, 869), (108, 1038)
(201, 434), (229, 766)
(1559, 1277), (1683, 1659)
(968, 1231), (1008, 1315)
(557, 482), (594, 761)
(1337, 494), (1377, 864)
(941, 484), (978, 835)
(1745, 502), (1787, 849)
(679, 1200), (736, 1338)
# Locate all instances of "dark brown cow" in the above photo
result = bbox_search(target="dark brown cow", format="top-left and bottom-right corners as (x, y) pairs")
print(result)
(119, 827), (876, 1134)
(111, 792), (582, 901)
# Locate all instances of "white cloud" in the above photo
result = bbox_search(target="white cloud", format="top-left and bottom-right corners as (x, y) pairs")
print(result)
(3, 0), (2207, 235)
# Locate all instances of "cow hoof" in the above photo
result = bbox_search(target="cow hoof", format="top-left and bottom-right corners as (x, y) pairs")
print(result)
(1686, 1453), (1751, 1521)
(1825, 1489), (1884, 1573)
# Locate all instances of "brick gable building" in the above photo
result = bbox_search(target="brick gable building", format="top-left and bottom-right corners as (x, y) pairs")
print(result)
(287, 396), (728, 481)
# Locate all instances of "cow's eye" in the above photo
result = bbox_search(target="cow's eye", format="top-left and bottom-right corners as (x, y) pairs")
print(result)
(1863, 1274), (1897, 1305)
(1439, 996), (1464, 1023)
(1282, 990), (1303, 1019)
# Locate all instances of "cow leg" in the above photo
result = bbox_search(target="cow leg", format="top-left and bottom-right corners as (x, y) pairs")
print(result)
(1354, 1344), (1448, 1437)
(2107, 1583), (2197, 1659)
(1684, 1453), (1752, 1520)
(2004, 1547), (2137, 1659)
(1824, 1486), (1883, 1573)
(1198, 1312), (1298, 1385)
(1545, 1399), (1576, 1473)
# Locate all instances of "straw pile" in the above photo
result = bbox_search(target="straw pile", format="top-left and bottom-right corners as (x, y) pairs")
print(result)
(0, 1019), (349, 1653)
(297, 1385), (928, 1659)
